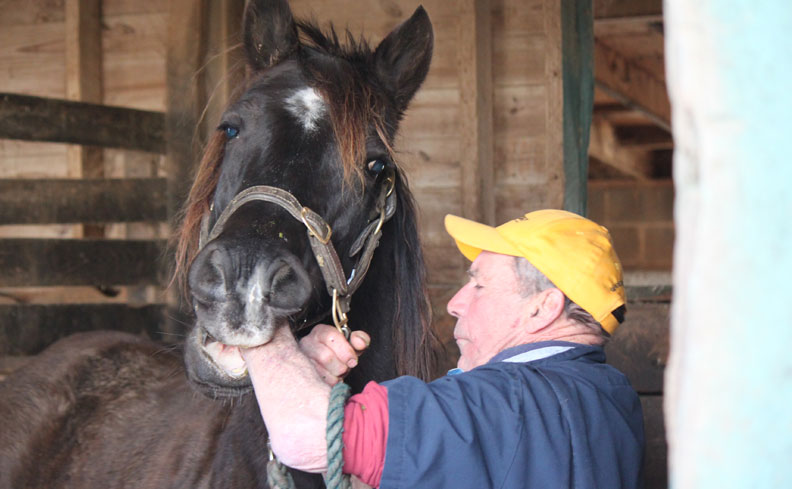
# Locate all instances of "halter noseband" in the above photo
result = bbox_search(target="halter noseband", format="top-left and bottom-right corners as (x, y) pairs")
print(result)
(197, 169), (397, 339)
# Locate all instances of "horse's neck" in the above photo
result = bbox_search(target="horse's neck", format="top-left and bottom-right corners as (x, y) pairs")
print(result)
(214, 397), (324, 489)
(344, 230), (402, 392)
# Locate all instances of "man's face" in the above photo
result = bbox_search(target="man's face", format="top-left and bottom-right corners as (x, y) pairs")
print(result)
(447, 251), (532, 371)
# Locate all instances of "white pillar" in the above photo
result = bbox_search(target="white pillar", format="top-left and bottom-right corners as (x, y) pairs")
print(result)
(664, 1), (792, 487)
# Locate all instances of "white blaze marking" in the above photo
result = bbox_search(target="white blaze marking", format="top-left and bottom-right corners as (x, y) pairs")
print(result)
(245, 264), (267, 306)
(285, 87), (326, 132)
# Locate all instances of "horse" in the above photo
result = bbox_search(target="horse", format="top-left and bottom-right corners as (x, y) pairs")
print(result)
(0, 0), (440, 487)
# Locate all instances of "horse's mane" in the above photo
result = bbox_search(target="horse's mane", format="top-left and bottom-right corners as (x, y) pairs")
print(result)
(171, 18), (440, 380)
(387, 168), (442, 381)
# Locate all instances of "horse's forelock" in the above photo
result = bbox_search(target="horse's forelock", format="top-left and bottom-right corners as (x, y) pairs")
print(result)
(296, 20), (396, 187)
(171, 131), (227, 296)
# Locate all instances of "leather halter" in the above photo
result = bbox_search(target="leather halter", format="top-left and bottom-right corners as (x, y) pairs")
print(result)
(197, 169), (397, 339)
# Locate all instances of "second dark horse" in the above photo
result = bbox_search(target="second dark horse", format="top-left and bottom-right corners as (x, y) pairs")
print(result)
(0, 1), (439, 487)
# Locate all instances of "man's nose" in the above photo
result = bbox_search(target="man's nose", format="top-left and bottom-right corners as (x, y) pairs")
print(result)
(446, 283), (470, 318)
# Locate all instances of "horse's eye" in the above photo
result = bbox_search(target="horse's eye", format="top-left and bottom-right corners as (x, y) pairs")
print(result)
(367, 159), (386, 175)
(221, 125), (239, 139)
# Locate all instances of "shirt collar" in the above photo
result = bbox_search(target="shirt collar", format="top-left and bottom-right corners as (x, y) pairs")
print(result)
(447, 341), (595, 376)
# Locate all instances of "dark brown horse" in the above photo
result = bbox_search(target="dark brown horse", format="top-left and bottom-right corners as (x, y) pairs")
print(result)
(0, 0), (439, 487)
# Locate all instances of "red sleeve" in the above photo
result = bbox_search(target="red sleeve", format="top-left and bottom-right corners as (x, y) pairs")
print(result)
(342, 381), (389, 487)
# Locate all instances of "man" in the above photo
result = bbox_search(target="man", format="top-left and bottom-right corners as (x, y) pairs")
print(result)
(242, 209), (645, 488)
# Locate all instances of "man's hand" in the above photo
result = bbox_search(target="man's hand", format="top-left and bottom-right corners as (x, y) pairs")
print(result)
(299, 324), (371, 385)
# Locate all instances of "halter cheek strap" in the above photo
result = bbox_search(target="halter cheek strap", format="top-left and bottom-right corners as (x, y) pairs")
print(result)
(197, 169), (397, 338)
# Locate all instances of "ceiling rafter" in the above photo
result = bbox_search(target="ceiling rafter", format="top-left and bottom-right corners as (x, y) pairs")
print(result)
(593, 38), (671, 131)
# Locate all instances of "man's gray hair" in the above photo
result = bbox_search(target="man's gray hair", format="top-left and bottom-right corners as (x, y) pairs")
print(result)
(513, 257), (610, 344)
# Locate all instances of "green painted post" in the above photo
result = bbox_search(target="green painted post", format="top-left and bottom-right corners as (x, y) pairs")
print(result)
(561, 0), (594, 216)
(665, 1), (792, 487)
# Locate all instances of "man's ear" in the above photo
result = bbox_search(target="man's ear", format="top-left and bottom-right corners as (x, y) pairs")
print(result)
(526, 288), (566, 332)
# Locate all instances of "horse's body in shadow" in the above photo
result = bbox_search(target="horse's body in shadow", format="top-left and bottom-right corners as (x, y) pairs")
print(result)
(0, 1), (439, 487)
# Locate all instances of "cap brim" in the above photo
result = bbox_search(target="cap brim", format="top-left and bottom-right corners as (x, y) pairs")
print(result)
(444, 214), (522, 262)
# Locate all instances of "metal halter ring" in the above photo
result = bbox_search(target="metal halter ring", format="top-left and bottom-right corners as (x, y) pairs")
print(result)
(373, 174), (395, 235)
(331, 289), (351, 340)
(373, 206), (387, 235)
(301, 207), (332, 245)
(384, 173), (395, 197)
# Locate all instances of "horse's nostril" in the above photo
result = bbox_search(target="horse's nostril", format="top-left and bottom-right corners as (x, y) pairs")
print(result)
(265, 257), (312, 311)
(189, 246), (231, 303)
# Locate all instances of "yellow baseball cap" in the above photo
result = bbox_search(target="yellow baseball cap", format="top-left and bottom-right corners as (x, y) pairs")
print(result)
(444, 209), (625, 334)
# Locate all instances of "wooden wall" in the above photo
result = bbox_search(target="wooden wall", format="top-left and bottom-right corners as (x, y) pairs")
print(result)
(0, 0), (170, 359)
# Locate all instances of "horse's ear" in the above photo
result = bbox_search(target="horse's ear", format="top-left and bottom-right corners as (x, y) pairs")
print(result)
(242, 0), (299, 71)
(374, 6), (434, 114)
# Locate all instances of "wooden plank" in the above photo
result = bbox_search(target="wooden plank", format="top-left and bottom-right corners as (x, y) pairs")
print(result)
(640, 395), (668, 489)
(626, 284), (673, 302)
(615, 124), (673, 150)
(166, 0), (207, 223)
(0, 178), (167, 225)
(66, 0), (105, 238)
(0, 304), (166, 355)
(0, 285), (163, 305)
(202, 0), (245, 141)
(594, 39), (671, 130)
(0, 22), (65, 98)
(65, 0), (103, 163)
(593, 0), (662, 22)
(0, 93), (165, 153)
(457, 0), (495, 226)
(102, 12), (168, 111)
(0, 239), (165, 287)
(543, 0), (565, 211)
(605, 302), (669, 394)
(589, 117), (653, 179)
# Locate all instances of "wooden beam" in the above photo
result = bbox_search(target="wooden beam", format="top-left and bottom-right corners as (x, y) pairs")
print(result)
(0, 304), (166, 355)
(589, 117), (653, 179)
(0, 239), (165, 287)
(457, 0), (495, 225)
(65, 0), (103, 176)
(594, 39), (671, 130)
(615, 124), (674, 150)
(593, 0), (662, 22)
(203, 0), (245, 141)
(166, 0), (208, 223)
(561, 0), (595, 215)
(0, 93), (165, 153)
(0, 178), (167, 225)
(65, 0), (105, 238)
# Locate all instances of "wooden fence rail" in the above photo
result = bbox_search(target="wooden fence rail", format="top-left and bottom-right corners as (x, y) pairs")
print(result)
(0, 239), (166, 287)
(0, 93), (165, 153)
(0, 304), (167, 356)
(0, 178), (167, 225)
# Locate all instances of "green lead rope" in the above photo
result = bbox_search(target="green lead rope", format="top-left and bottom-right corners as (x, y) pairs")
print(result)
(266, 382), (352, 489)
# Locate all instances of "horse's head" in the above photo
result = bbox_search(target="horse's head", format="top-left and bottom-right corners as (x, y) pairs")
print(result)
(175, 0), (434, 397)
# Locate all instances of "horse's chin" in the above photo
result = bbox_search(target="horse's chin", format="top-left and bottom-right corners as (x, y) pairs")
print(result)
(184, 326), (256, 398)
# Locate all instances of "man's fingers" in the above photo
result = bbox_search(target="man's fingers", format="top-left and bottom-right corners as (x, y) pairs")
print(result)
(310, 342), (350, 378)
(349, 331), (371, 354)
(313, 325), (359, 368)
(312, 364), (339, 386)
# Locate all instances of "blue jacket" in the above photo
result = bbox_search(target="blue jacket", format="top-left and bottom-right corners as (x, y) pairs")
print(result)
(380, 341), (645, 488)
